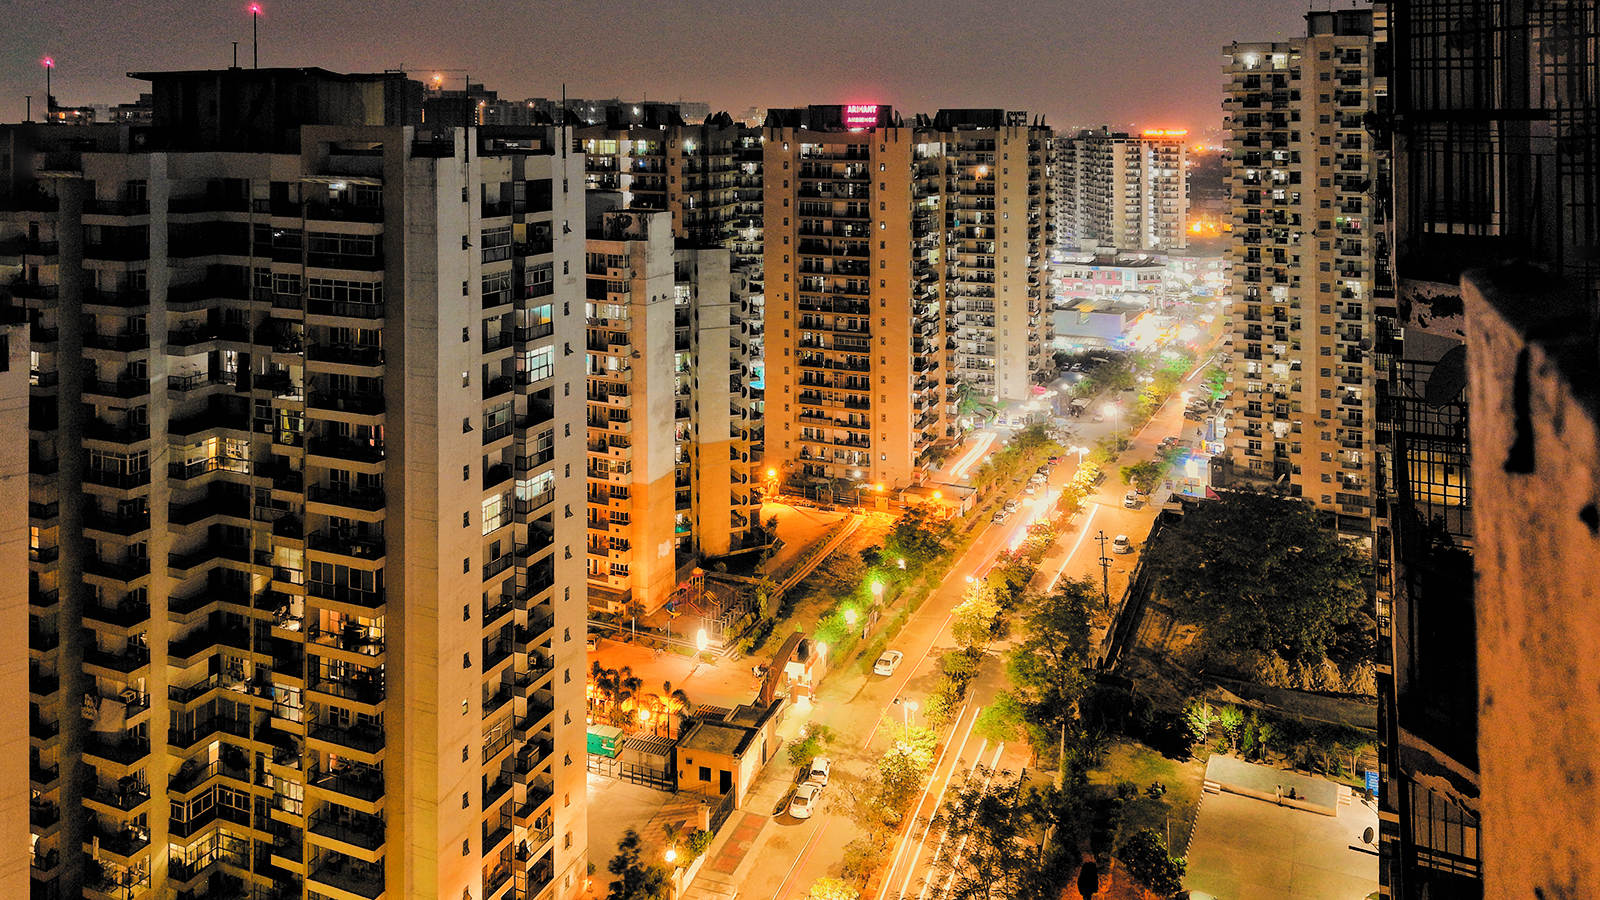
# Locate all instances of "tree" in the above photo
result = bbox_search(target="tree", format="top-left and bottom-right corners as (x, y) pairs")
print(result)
(1119, 461), (1164, 495)
(606, 829), (671, 900)
(877, 724), (938, 813)
(885, 505), (956, 570)
(951, 583), (1001, 651)
(1115, 829), (1186, 897)
(800, 877), (860, 900)
(1005, 578), (1097, 762)
(1144, 489), (1369, 663)
(927, 766), (1056, 900)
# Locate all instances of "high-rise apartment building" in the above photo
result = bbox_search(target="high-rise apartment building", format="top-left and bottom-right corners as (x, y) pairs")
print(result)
(762, 105), (1051, 492)
(576, 110), (763, 267)
(762, 105), (942, 491)
(581, 205), (758, 615)
(1052, 127), (1188, 253)
(574, 107), (764, 614)
(1220, 11), (1379, 533)
(5, 67), (589, 900)
(931, 110), (1054, 404)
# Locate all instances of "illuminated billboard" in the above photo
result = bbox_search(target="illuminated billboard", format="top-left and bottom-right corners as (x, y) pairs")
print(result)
(1141, 128), (1189, 138)
(844, 104), (879, 130)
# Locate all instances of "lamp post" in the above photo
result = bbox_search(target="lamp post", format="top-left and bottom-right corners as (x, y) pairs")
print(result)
(696, 628), (709, 655)
(1104, 403), (1121, 448)
(903, 700), (919, 730)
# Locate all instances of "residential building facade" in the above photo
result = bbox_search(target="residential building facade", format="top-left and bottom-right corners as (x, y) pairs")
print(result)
(5, 67), (589, 900)
(1052, 127), (1188, 253)
(581, 206), (759, 615)
(1221, 11), (1379, 532)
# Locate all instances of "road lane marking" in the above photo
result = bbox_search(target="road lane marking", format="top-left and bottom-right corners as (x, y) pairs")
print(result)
(771, 815), (832, 900)
(884, 703), (980, 899)
(1047, 502), (1099, 591)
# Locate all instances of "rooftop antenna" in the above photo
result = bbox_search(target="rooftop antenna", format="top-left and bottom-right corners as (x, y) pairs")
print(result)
(24, 96), (31, 123)
(248, 3), (262, 69)
(232, 42), (240, 69)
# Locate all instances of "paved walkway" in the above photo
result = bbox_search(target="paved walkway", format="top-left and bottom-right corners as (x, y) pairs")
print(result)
(1185, 764), (1378, 900)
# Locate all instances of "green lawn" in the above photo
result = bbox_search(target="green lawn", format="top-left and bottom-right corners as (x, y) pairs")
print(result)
(1089, 737), (1209, 853)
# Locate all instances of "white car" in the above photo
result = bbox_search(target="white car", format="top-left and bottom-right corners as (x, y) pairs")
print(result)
(874, 650), (904, 676)
(1002, 499), (1020, 513)
(1112, 535), (1133, 554)
(585, 634), (598, 651)
(789, 782), (820, 819)
(807, 756), (832, 788)
(991, 510), (1010, 525)
(1124, 491), (1139, 509)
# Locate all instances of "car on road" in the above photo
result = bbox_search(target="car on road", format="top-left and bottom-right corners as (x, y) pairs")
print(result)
(807, 756), (832, 788)
(991, 510), (1010, 524)
(1022, 483), (1037, 496)
(1003, 499), (1019, 513)
(1092, 412), (1105, 422)
(1113, 534), (1133, 554)
(585, 634), (599, 651)
(1124, 491), (1139, 508)
(874, 649), (904, 676)
(789, 782), (820, 819)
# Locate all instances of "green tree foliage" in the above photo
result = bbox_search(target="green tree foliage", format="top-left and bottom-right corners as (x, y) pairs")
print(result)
(927, 766), (1059, 900)
(1115, 829), (1187, 897)
(1005, 578), (1096, 756)
(1145, 489), (1369, 662)
(877, 724), (938, 812)
(951, 583), (1002, 651)
(606, 829), (671, 900)
(885, 504), (956, 570)
(1119, 461), (1164, 495)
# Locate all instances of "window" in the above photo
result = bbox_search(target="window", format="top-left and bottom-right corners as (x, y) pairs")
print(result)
(481, 226), (512, 263)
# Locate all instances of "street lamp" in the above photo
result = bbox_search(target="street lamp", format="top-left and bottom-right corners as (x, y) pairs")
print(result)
(903, 700), (919, 730)
(1104, 403), (1121, 448)
(696, 628), (709, 654)
(845, 609), (858, 627)
(870, 580), (883, 606)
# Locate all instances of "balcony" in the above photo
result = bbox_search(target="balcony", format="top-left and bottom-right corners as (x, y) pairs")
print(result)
(307, 436), (386, 464)
(308, 856), (385, 900)
(308, 809), (386, 851)
(309, 390), (386, 415)
(307, 581), (386, 610)
(308, 483), (387, 512)
(83, 732), (152, 765)
(313, 765), (384, 801)
(308, 529), (386, 561)
(309, 719), (385, 755)
(87, 822), (151, 861)
(308, 342), (384, 367)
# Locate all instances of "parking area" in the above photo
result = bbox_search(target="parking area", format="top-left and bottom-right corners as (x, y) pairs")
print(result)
(1184, 781), (1378, 900)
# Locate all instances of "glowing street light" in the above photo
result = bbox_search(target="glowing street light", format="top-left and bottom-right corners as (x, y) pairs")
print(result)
(664, 846), (678, 864)
(1104, 403), (1121, 447)
(695, 628), (709, 653)
(41, 57), (54, 120)
(903, 700), (919, 729)
(845, 609), (858, 627)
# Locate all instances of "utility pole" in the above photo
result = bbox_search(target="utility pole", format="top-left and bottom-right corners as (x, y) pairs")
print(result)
(1095, 531), (1112, 607)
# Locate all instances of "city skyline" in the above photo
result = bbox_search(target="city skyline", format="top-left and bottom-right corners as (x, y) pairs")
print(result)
(4, 0), (1318, 134)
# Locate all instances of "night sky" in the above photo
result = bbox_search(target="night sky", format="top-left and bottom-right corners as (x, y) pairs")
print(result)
(5, 0), (1318, 138)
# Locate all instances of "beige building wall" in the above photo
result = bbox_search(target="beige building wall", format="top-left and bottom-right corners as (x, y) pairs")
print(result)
(1464, 271), (1600, 900)
(1222, 17), (1377, 532)
(764, 125), (943, 492)
(4, 98), (588, 900)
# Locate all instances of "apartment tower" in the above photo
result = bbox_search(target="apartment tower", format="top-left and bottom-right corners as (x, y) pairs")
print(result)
(931, 110), (1054, 404)
(5, 67), (589, 900)
(1052, 127), (1188, 253)
(1221, 11), (1379, 532)
(761, 105), (946, 492)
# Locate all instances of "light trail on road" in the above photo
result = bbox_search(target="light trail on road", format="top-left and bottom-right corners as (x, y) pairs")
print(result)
(917, 742), (1007, 900)
(948, 431), (997, 481)
(1046, 501), (1099, 591)
(882, 703), (982, 899)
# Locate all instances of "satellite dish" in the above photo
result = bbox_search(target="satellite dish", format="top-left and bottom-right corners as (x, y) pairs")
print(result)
(1362, 826), (1375, 845)
(1358, 337), (1372, 351)
(1424, 344), (1469, 407)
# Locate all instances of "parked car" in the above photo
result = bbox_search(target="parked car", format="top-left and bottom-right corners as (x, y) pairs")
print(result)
(807, 757), (832, 788)
(789, 782), (820, 819)
(874, 649), (904, 676)
(585, 634), (599, 651)
(1124, 491), (1139, 509)
(1113, 535), (1133, 554)
(1003, 499), (1020, 513)
(991, 510), (1010, 525)
(1022, 483), (1038, 496)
